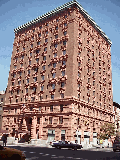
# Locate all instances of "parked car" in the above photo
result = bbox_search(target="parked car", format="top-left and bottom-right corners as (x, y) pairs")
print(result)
(50, 140), (62, 146)
(113, 136), (120, 152)
(0, 145), (26, 160)
(51, 141), (83, 150)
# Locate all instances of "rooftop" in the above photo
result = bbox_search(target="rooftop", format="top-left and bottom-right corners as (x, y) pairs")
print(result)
(14, 0), (112, 45)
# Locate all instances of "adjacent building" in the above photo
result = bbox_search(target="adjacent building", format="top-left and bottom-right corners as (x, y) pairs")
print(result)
(2, 0), (114, 146)
(0, 91), (5, 131)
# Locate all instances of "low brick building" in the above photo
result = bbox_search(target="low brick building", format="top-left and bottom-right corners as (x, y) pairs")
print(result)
(2, 0), (114, 146)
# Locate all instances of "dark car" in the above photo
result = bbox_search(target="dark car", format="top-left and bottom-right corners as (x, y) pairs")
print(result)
(52, 141), (83, 150)
(113, 136), (120, 152)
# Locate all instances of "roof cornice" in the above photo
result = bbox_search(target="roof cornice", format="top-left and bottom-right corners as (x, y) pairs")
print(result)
(14, 0), (112, 45)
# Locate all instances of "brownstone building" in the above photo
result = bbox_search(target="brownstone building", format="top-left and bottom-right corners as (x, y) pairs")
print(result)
(0, 91), (5, 130)
(2, 0), (114, 146)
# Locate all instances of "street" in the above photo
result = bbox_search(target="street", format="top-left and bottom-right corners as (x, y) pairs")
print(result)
(6, 145), (120, 160)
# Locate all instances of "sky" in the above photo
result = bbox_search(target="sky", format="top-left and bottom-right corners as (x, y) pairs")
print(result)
(0, 0), (120, 103)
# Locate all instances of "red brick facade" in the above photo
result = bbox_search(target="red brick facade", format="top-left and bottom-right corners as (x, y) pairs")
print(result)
(2, 1), (114, 145)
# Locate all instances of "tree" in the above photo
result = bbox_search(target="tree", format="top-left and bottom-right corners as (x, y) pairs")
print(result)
(97, 122), (116, 140)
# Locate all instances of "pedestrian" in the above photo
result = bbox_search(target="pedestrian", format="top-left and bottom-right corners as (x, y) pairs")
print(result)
(2, 134), (7, 147)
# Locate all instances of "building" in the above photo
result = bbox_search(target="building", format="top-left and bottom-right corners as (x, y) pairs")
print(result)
(2, 0), (114, 146)
(0, 91), (5, 131)
(113, 102), (120, 133)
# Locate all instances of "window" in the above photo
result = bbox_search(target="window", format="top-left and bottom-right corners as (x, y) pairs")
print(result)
(62, 61), (66, 66)
(34, 67), (38, 72)
(55, 26), (58, 30)
(43, 56), (46, 61)
(17, 89), (19, 94)
(62, 71), (65, 76)
(78, 84), (80, 88)
(41, 85), (44, 91)
(29, 61), (31, 65)
(53, 63), (56, 68)
(37, 117), (40, 124)
(93, 72), (95, 76)
(49, 117), (52, 124)
(55, 35), (58, 39)
(63, 31), (67, 36)
(51, 94), (54, 99)
(39, 106), (41, 111)
(88, 78), (90, 83)
(93, 81), (95, 86)
(44, 47), (47, 51)
(93, 91), (95, 96)
(26, 88), (28, 93)
(41, 75), (44, 81)
(31, 44), (33, 48)
(42, 65), (45, 70)
(23, 47), (25, 51)
(12, 82), (14, 86)
(27, 79), (29, 83)
(61, 82), (64, 88)
(21, 63), (23, 67)
(78, 72), (80, 77)
(56, 19), (59, 22)
(63, 50), (66, 55)
(50, 105), (53, 112)
(36, 49), (40, 54)
(33, 87), (36, 92)
(54, 53), (57, 57)
(60, 105), (63, 112)
(52, 83), (55, 90)
(45, 38), (48, 42)
(78, 62), (80, 67)
(36, 58), (39, 63)
(59, 117), (63, 124)
(21, 55), (24, 59)
(16, 99), (18, 103)
(38, 33), (41, 38)
(40, 26), (42, 29)
(60, 93), (64, 98)
(78, 52), (81, 55)
(28, 70), (30, 74)
(30, 52), (32, 56)
(54, 44), (58, 48)
(37, 41), (40, 45)
(33, 77), (37, 82)
(0, 106), (2, 111)
(63, 41), (66, 46)
(18, 80), (21, 85)
(52, 73), (56, 78)
(64, 23), (67, 27)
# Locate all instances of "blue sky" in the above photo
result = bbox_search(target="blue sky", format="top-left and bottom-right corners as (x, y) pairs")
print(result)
(0, 0), (120, 103)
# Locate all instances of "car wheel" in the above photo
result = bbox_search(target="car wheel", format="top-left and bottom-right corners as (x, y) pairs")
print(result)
(74, 146), (77, 150)
(11, 154), (21, 160)
(57, 146), (61, 149)
(113, 149), (116, 152)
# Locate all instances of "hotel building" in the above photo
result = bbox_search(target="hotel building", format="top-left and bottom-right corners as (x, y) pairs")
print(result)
(2, 0), (114, 146)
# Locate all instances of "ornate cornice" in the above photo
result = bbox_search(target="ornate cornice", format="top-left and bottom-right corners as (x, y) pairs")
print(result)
(14, 0), (112, 45)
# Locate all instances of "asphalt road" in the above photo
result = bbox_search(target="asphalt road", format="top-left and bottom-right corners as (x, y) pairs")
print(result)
(6, 145), (120, 160)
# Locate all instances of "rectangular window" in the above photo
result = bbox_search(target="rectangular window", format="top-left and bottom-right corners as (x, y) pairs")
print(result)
(62, 71), (65, 76)
(52, 73), (56, 78)
(61, 82), (64, 88)
(27, 79), (29, 83)
(62, 61), (66, 66)
(36, 58), (39, 63)
(30, 52), (32, 56)
(43, 56), (46, 61)
(50, 105), (53, 112)
(36, 50), (40, 54)
(28, 70), (30, 74)
(33, 77), (37, 82)
(55, 26), (58, 30)
(52, 83), (55, 90)
(37, 41), (40, 45)
(29, 61), (31, 65)
(63, 31), (67, 36)
(59, 117), (63, 124)
(54, 44), (58, 48)
(55, 35), (58, 39)
(45, 39), (48, 42)
(41, 75), (44, 80)
(63, 41), (66, 46)
(53, 63), (56, 68)
(49, 117), (52, 124)
(42, 65), (45, 70)
(26, 88), (28, 93)
(60, 105), (63, 112)
(54, 53), (57, 58)
(37, 117), (40, 124)
(64, 23), (67, 27)
(31, 44), (33, 48)
(61, 93), (64, 98)
(51, 94), (54, 99)
(63, 50), (66, 55)
(41, 86), (44, 91)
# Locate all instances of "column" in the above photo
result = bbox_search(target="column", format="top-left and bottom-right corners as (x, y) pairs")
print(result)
(31, 116), (37, 139)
